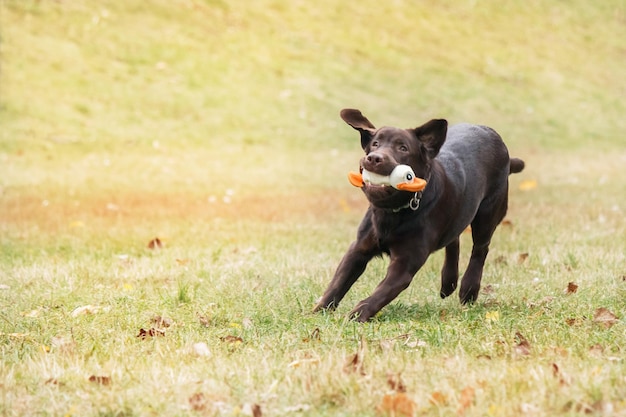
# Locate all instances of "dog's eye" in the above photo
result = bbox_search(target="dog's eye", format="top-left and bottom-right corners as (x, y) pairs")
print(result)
(399, 145), (408, 152)
(371, 140), (379, 148)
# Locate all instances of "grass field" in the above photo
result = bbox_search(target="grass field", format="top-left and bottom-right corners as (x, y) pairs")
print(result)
(1, 1), (626, 416)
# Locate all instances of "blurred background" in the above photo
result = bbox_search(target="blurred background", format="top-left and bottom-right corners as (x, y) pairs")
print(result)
(1, 0), (625, 235)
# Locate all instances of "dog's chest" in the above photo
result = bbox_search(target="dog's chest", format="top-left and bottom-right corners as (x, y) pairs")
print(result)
(371, 211), (408, 250)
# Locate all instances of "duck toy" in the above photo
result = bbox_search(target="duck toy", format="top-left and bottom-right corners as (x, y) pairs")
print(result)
(348, 164), (427, 192)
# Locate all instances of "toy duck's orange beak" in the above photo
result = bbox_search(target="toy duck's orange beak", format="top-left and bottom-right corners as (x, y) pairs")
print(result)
(396, 177), (427, 192)
(348, 171), (364, 188)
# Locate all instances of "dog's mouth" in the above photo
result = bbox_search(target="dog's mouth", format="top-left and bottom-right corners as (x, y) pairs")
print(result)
(348, 165), (427, 193)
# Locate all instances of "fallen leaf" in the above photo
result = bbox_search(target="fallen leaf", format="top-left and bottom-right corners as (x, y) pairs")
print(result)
(189, 392), (208, 412)
(88, 375), (111, 385)
(45, 378), (63, 386)
(589, 343), (604, 356)
(136, 327), (165, 339)
(485, 311), (500, 322)
(519, 179), (538, 191)
(593, 307), (618, 328)
(151, 315), (173, 328)
(386, 372), (407, 393)
(514, 332), (531, 356)
(198, 314), (211, 327)
(565, 317), (583, 327)
(147, 237), (163, 249)
(456, 386), (475, 415)
(377, 393), (417, 417)
(220, 335), (243, 345)
(175, 258), (190, 265)
(482, 284), (495, 294)
(517, 253), (529, 264)
(565, 282), (578, 295)
(429, 391), (448, 406)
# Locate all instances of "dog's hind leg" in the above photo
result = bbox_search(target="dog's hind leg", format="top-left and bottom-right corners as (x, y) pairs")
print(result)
(440, 237), (460, 298)
(459, 192), (508, 304)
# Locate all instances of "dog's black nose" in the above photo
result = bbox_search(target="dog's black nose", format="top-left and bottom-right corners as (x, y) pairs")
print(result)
(366, 152), (384, 165)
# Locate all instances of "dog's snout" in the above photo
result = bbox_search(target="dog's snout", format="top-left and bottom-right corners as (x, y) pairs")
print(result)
(366, 152), (384, 165)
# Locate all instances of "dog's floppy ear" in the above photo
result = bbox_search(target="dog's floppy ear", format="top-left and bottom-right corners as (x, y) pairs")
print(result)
(413, 119), (448, 159)
(340, 108), (376, 149)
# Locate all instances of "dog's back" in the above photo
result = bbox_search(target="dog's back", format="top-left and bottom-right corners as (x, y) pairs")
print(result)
(434, 124), (513, 241)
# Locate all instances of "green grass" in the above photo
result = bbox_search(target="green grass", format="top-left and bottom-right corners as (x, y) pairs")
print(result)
(1, 0), (626, 416)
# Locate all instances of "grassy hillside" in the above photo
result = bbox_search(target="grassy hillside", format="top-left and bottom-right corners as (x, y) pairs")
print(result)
(1, 1), (625, 416)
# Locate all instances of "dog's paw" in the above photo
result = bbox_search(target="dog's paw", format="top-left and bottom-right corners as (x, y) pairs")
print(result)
(349, 303), (374, 322)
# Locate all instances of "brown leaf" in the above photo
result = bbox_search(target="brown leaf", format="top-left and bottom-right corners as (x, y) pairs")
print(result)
(429, 391), (448, 406)
(147, 237), (163, 249)
(514, 332), (531, 356)
(517, 252), (529, 264)
(589, 343), (604, 356)
(189, 392), (208, 412)
(88, 375), (111, 385)
(593, 307), (619, 328)
(377, 393), (417, 417)
(136, 327), (165, 339)
(151, 315), (173, 328)
(456, 386), (475, 415)
(565, 317), (583, 326)
(45, 378), (64, 386)
(175, 258), (190, 265)
(220, 335), (244, 344)
(198, 313), (211, 327)
(565, 282), (578, 295)
(501, 219), (513, 227)
(386, 372), (407, 393)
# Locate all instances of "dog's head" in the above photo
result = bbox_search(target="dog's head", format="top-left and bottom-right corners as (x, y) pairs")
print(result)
(341, 108), (448, 209)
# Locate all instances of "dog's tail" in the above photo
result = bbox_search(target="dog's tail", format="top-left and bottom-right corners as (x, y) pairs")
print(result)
(509, 158), (525, 174)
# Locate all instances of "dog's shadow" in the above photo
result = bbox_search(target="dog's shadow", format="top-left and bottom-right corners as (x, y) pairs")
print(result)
(374, 301), (453, 323)
(372, 297), (505, 324)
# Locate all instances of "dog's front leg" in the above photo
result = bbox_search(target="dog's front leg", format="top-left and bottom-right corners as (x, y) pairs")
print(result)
(314, 240), (377, 312)
(349, 249), (428, 322)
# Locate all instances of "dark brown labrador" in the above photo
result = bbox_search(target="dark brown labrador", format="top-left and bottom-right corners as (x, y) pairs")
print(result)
(314, 109), (524, 322)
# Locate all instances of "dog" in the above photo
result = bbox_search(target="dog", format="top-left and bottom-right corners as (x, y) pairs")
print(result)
(314, 109), (524, 322)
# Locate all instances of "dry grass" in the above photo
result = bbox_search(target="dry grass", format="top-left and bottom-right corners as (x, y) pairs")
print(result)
(2, 1), (626, 416)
